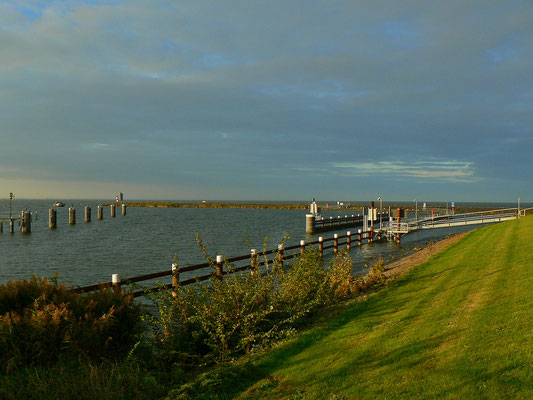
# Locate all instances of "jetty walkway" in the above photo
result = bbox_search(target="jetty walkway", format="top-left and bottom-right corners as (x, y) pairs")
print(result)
(384, 207), (528, 240)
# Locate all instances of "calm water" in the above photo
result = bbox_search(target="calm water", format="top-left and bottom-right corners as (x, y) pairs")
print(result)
(0, 199), (521, 288)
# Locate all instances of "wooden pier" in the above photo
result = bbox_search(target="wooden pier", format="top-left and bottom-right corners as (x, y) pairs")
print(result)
(306, 201), (389, 234)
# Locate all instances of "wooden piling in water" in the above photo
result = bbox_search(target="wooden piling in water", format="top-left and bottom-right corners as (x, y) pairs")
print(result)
(9, 219), (14, 234)
(85, 206), (91, 223)
(122, 204), (127, 216)
(97, 205), (103, 220)
(306, 214), (315, 234)
(69, 207), (76, 225)
(0, 221), (3, 233)
(21, 211), (31, 233)
(110, 205), (116, 218)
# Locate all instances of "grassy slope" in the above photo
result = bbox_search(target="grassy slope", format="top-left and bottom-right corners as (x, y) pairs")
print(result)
(232, 216), (533, 399)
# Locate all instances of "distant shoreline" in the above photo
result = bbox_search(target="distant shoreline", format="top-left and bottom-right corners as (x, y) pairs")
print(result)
(101, 201), (312, 210)
(99, 201), (503, 214)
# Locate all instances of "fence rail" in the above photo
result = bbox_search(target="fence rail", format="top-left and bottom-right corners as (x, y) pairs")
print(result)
(73, 228), (384, 298)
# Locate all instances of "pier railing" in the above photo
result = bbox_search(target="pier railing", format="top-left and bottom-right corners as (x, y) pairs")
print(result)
(73, 228), (385, 298)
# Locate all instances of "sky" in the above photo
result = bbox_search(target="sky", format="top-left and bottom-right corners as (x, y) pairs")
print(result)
(1, 0), (532, 202)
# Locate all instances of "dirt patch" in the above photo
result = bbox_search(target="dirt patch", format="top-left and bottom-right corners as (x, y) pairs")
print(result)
(383, 231), (471, 278)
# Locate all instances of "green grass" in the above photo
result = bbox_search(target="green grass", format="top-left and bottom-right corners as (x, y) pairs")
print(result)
(203, 216), (533, 399)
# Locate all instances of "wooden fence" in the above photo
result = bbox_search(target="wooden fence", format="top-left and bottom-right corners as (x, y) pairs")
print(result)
(74, 228), (385, 298)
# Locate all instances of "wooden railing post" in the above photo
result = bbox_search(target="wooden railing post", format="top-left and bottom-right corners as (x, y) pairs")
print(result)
(172, 263), (179, 298)
(333, 233), (339, 253)
(278, 244), (284, 267)
(112, 274), (121, 291)
(251, 249), (258, 276)
(318, 237), (324, 258)
(358, 229), (362, 246)
(370, 226), (374, 242)
(347, 231), (352, 250)
(216, 255), (224, 280)
(300, 240), (306, 255)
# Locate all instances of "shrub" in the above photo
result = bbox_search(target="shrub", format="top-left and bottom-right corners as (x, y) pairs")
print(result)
(0, 276), (142, 372)
(146, 244), (385, 366)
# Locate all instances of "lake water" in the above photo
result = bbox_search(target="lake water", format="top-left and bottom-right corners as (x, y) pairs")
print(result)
(0, 199), (522, 289)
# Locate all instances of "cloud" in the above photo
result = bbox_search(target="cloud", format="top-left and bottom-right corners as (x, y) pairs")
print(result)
(332, 160), (479, 183)
(0, 1), (532, 200)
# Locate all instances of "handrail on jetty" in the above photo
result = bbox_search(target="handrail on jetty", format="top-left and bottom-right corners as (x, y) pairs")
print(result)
(73, 228), (384, 298)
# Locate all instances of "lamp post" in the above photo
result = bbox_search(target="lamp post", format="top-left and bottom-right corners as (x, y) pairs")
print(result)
(378, 197), (383, 229)
(9, 192), (14, 219)
(414, 198), (418, 223)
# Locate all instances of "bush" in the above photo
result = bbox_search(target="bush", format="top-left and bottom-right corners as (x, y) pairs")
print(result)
(0, 276), (142, 372)
(146, 246), (383, 365)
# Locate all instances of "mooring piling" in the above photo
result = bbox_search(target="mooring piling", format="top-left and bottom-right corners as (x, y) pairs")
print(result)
(69, 207), (76, 225)
(49, 208), (57, 229)
(21, 211), (31, 233)
(110, 204), (116, 218)
(97, 205), (103, 220)
(306, 213), (315, 234)
(122, 204), (127, 216)
(85, 206), (91, 223)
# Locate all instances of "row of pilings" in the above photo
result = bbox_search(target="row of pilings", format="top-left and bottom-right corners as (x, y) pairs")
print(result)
(0, 204), (126, 234)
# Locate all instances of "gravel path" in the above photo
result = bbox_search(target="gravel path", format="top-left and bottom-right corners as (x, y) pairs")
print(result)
(383, 231), (471, 278)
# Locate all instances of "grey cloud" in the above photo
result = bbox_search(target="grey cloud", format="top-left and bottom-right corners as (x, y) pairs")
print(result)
(1, 1), (532, 200)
